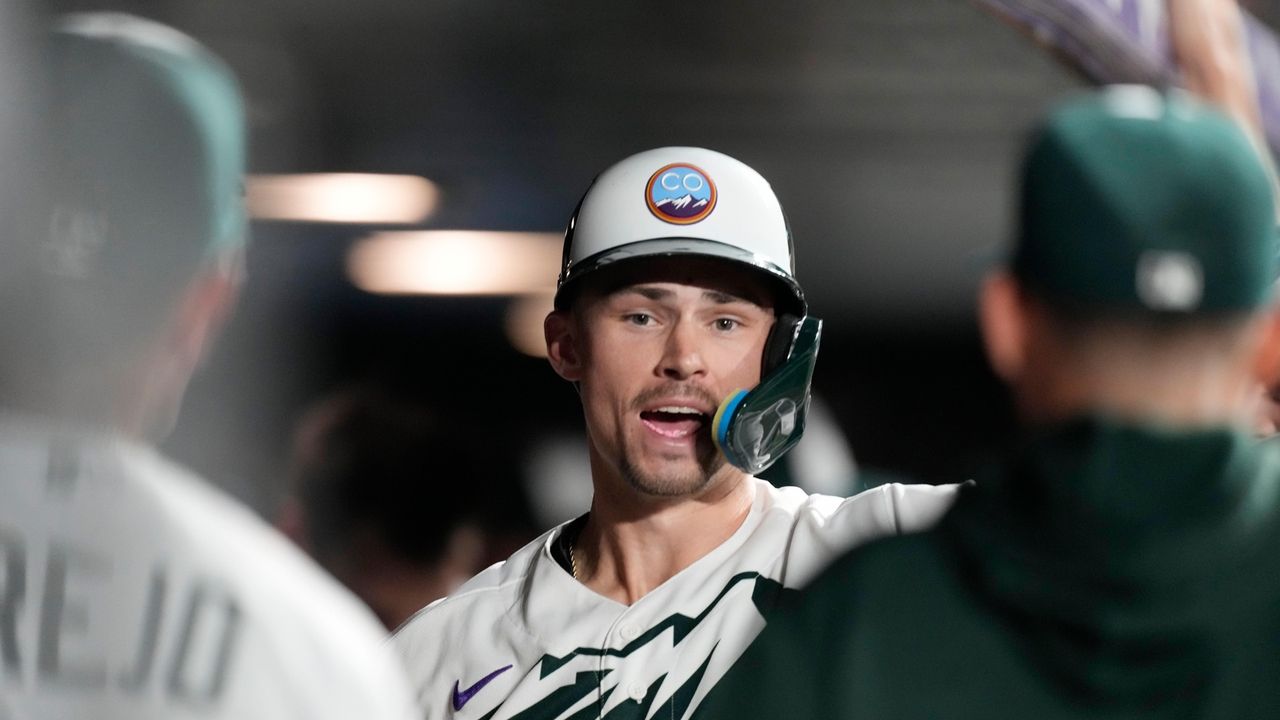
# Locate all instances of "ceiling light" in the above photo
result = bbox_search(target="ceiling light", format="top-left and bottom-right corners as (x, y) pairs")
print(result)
(347, 230), (561, 295)
(246, 173), (439, 224)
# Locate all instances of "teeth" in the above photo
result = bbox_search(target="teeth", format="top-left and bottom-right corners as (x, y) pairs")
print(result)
(654, 406), (702, 415)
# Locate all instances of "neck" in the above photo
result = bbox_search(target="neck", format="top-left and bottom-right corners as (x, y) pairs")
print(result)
(574, 466), (755, 606)
(0, 339), (177, 442)
(2, 372), (134, 438)
(1018, 359), (1257, 430)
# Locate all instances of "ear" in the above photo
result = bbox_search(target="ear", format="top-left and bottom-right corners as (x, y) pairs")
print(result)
(978, 271), (1029, 383)
(1250, 306), (1280, 388)
(169, 257), (241, 369)
(123, 254), (243, 439)
(544, 309), (584, 382)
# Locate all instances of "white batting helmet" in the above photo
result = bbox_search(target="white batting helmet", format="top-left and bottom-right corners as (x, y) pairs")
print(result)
(555, 147), (805, 314)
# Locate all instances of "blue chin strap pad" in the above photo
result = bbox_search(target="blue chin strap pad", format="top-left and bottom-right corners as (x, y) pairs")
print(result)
(713, 316), (822, 475)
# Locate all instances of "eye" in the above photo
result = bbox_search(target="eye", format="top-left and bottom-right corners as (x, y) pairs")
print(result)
(625, 313), (653, 326)
(713, 317), (739, 332)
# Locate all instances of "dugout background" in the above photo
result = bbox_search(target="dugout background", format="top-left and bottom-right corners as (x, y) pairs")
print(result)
(39, 0), (1279, 540)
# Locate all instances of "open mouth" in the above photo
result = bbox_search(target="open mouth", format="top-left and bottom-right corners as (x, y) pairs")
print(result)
(639, 406), (711, 439)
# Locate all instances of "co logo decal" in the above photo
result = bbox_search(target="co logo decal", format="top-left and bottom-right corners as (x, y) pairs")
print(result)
(646, 163), (716, 225)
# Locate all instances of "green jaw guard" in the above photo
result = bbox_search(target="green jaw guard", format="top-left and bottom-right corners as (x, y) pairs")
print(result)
(713, 316), (822, 475)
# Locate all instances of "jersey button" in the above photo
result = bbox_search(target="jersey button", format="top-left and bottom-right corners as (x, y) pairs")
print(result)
(628, 682), (647, 701)
(619, 622), (640, 641)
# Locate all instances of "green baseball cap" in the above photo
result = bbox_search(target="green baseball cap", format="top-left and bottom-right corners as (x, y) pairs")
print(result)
(1013, 85), (1277, 314)
(45, 13), (246, 291)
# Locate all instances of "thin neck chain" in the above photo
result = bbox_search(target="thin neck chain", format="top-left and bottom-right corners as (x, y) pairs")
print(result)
(569, 538), (580, 580)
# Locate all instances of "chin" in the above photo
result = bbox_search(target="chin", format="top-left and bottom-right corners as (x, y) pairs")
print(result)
(620, 455), (724, 498)
(629, 475), (705, 497)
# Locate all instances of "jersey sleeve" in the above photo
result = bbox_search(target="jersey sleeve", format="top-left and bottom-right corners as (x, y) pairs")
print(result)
(884, 481), (965, 533)
(782, 482), (961, 588)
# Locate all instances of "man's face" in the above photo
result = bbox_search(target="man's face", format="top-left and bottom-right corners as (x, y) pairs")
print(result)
(563, 258), (777, 497)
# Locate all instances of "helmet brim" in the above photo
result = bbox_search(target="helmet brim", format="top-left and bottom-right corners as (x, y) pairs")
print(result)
(554, 237), (806, 315)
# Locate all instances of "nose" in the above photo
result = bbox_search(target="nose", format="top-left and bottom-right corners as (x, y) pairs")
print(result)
(658, 317), (707, 381)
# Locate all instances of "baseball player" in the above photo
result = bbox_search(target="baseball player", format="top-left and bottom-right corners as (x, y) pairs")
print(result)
(0, 14), (419, 719)
(391, 147), (961, 719)
(700, 82), (1280, 720)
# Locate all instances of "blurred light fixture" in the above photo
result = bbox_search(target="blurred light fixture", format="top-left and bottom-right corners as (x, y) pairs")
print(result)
(347, 230), (561, 296)
(505, 291), (555, 358)
(246, 173), (439, 223)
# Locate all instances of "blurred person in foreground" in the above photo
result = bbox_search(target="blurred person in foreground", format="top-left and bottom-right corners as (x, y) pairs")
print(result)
(701, 38), (1280, 720)
(279, 387), (486, 631)
(0, 4), (36, 720)
(0, 14), (419, 719)
(392, 146), (960, 720)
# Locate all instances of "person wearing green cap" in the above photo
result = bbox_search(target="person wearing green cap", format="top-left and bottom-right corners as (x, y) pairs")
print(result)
(0, 14), (421, 720)
(696, 68), (1280, 720)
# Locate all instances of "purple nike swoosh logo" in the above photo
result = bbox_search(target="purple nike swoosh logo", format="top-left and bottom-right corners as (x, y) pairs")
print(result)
(451, 664), (513, 711)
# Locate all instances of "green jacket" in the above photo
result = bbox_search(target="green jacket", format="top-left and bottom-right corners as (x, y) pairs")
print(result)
(699, 417), (1280, 719)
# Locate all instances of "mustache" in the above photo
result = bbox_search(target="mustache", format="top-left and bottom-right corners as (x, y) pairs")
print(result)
(629, 384), (721, 414)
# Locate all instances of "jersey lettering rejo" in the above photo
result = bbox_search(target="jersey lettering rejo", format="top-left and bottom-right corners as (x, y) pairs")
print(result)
(392, 478), (958, 720)
(0, 417), (421, 720)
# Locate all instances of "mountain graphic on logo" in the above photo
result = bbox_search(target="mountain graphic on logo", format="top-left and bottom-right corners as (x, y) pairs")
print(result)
(646, 164), (717, 224)
(654, 194), (710, 218)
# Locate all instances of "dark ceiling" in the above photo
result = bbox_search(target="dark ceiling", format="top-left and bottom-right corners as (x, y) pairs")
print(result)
(53, 0), (1090, 322)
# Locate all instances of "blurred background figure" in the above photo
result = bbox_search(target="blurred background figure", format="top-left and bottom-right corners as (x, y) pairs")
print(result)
(0, 6), (38, 720)
(279, 386), (487, 630)
(0, 0), (41, 279)
(0, 13), (418, 719)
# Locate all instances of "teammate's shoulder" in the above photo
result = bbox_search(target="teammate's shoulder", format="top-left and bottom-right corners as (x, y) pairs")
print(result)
(79, 437), (419, 718)
(127, 445), (392, 632)
(152, 457), (425, 715)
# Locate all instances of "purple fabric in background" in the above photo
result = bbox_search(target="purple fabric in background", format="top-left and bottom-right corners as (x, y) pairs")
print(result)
(1247, 17), (1280, 150)
(972, 0), (1280, 152)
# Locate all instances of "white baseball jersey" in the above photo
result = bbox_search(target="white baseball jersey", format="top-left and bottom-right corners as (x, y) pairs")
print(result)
(392, 477), (959, 720)
(0, 416), (421, 720)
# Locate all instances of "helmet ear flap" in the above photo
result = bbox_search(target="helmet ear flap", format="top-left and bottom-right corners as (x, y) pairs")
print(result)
(762, 313), (802, 377)
(714, 315), (822, 474)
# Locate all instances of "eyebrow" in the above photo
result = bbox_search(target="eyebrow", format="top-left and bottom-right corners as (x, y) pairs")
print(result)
(615, 286), (673, 301)
(613, 286), (754, 305)
(702, 289), (754, 305)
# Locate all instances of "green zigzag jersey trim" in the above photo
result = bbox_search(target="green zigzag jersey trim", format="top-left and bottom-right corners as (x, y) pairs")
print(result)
(483, 572), (798, 720)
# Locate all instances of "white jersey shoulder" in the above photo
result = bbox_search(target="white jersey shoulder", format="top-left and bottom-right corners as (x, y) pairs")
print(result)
(0, 419), (420, 720)
(392, 477), (959, 720)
